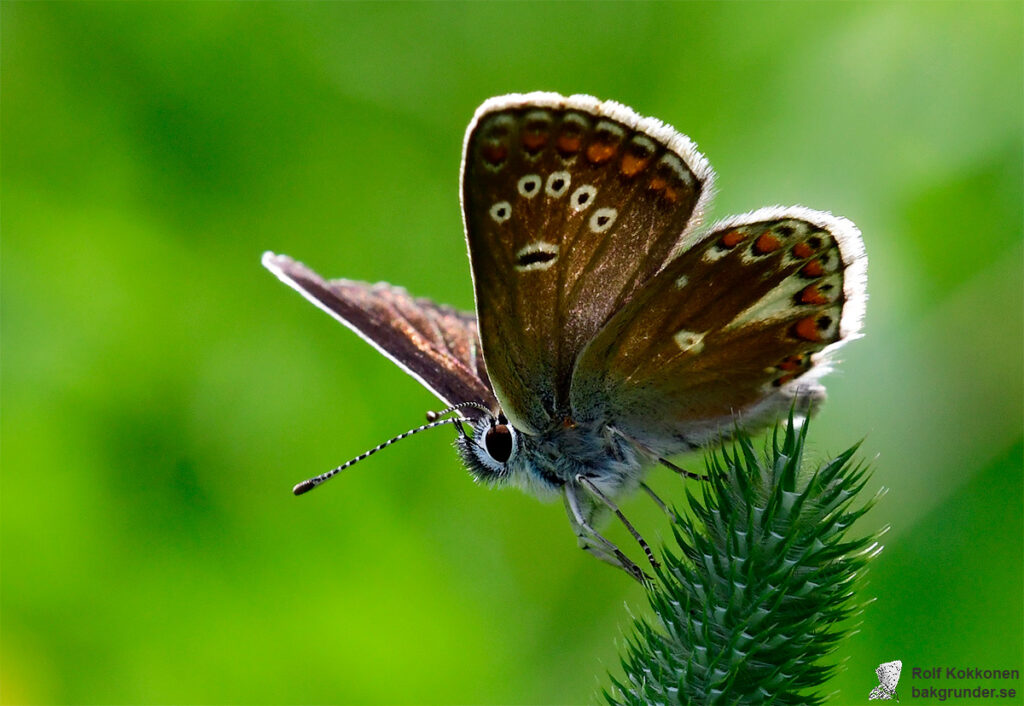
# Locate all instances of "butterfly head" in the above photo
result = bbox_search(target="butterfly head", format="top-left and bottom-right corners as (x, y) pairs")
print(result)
(456, 410), (519, 484)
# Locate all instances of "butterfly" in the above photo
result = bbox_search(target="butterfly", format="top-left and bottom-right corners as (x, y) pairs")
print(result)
(263, 92), (867, 581)
(869, 660), (902, 701)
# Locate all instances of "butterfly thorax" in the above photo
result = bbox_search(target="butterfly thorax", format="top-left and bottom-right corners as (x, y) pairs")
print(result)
(457, 412), (651, 500)
(523, 418), (651, 497)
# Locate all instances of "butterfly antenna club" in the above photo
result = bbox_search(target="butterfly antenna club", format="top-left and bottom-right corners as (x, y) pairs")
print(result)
(292, 417), (466, 496)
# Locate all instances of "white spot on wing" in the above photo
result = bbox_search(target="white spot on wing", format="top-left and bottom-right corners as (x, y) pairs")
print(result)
(570, 185), (596, 211)
(726, 276), (808, 330)
(489, 201), (511, 224)
(658, 153), (693, 186)
(673, 330), (705, 353)
(562, 113), (589, 128)
(589, 207), (617, 233)
(816, 308), (841, 339)
(630, 135), (656, 154)
(675, 274), (689, 289)
(595, 120), (625, 139)
(545, 171), (571, 198)
(514, 242), (559, 272)
(517, 174), (542, 198)
(702, 247), (728, 262)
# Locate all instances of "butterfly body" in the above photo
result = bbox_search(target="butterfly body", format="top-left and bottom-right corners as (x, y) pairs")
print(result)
(264, 92), (867, 579)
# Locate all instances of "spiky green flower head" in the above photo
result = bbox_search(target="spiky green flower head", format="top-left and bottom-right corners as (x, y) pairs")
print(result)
(607, 415), (885, 706)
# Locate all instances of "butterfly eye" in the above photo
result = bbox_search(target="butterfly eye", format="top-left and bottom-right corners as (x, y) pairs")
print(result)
(484, 424), (513, 463)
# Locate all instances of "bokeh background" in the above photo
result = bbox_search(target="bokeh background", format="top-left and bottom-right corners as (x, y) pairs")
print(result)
(3, 2), (1021, 704)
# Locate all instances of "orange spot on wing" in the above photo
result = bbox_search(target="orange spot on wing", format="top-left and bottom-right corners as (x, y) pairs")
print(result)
(775, 373), (796, 386)
(722, 230), (746, 248)
(793, 242), (815, 259)
(522, 131), (547, 153)
(799, 285), (830, 305)
(801, 260), (826, 278)
(754, 233), (783, 254)
(556, 134), (582, 156)
(647, 175), (679, 203)
(777, 355), (804, 372)
(621, 152), (651, 177)
(481, 142), (508, 165)
(793, 316), (822, 342)
(587, 142), (616, 163)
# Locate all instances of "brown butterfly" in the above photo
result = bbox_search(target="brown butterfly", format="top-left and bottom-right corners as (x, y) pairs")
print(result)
(263, 92), (867, 581)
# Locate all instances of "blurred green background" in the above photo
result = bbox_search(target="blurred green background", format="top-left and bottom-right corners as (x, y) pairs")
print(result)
(3, 2), (1021, 704)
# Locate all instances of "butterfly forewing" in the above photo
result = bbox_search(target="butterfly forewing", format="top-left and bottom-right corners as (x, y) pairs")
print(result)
(461, 93), (713, 433)
(263, 253), (496, 418)
(571, 207), (866, 450)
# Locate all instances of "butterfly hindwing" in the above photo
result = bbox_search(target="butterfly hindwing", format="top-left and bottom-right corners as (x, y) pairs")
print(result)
(461, 92), (714, 433)
(570, 207), (867, 451)
(263, 253), (496, 419)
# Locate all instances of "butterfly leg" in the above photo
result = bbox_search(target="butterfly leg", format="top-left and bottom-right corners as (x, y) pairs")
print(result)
(609, 427), (707, 481)
(659, 457), (708, 482)
(579, 537), (633, 573)
(564, 484), (648, 583)
(639, 482), (673, 517)
(576, 475), (660, 571)
(579, 532), (649, 584)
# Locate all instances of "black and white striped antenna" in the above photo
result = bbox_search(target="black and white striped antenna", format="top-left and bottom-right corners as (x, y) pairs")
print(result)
(291, 401), (490, 496)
